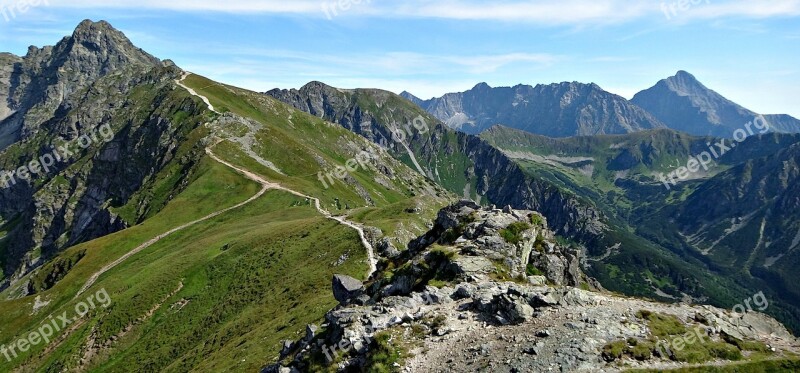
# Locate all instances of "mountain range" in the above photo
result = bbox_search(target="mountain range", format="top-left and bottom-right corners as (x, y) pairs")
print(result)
(402, 71), (800, 138)
(1, 20), (799, 372)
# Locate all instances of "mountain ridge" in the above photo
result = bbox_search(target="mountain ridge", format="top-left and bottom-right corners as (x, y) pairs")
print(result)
(402, 81), (667, 137)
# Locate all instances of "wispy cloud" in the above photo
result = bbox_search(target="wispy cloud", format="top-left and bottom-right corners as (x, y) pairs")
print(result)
(689, 0), (800, 19)
(48, 0), (324, 13)
(41, 0), (800, 25)
(193, 47), (562, 76)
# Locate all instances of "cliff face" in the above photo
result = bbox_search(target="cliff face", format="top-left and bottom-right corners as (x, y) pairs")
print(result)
(0, 20), (161, 147)
(0, 21), (209, 291)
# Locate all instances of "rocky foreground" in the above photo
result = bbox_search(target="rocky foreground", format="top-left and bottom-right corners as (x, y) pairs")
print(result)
(266, 201), (800, 372)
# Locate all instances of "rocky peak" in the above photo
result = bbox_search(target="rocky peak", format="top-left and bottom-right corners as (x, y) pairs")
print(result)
(3, 19), (162, 143)
(631, 70), (760, 137)
(660, 70), (709, 97)
(472, 82), (492, 91)
(58, 19), (160, 71)
(399, 90), (423, 106)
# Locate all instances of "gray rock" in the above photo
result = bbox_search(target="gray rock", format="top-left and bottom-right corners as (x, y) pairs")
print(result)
(332, 274), (365, 305)
(561, 288), (596, 306)
(305, 324), (318, 342)
(527, 276), (547, 286)
(453, 284), (476, 299)
(506, 300), (535, 323)
(377, 238), (401, 258)
(280, 340), (294, 358)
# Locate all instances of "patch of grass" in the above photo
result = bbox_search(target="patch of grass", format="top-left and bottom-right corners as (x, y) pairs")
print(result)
(602, 340), (628, 361)
(526, 264), (544, 276)
(425, 315), (448, 331)
(628, 357), (800, 372)
(28, 249), (86, 293)
(639, 311), (686, 337)
(500, 222), (531, 245)
(529, 213), (544, 227)
(631, 341), (654, 361)
(365, 331), (407, 373)
(721, 333), (772, 353)
(534, 233), (547, 253)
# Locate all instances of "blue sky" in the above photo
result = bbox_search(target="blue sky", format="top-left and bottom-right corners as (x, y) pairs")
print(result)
(1, 0), (799, 117)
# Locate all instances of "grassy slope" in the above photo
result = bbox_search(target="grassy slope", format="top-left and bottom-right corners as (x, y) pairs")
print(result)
(0, 75), (451, 371)
(182, 74), (451, 239)
(0, 149), (363, 372)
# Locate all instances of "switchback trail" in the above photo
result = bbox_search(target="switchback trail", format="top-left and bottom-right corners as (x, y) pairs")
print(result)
(75, 74), (377, 297)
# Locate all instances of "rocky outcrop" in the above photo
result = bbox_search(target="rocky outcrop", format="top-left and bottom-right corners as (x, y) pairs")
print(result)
(266, 202), (607, 371)
(266, 202), (799, 373)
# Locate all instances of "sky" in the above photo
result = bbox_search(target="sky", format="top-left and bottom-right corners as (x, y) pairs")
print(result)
(0, 0), (798, 117)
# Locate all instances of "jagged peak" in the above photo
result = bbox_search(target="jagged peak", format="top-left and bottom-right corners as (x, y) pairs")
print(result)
(659, 70), (710, 94)
(71, 19), (132, 47)
(400, 90), (417, 98)
(73, 19), (116, 35)
(38, 19), (161, 69)
(299, 80), (335, 92)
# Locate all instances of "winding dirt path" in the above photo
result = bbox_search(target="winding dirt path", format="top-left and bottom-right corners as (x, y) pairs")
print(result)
(76, 160), (270, 297)
(206, 148), (377, 276)
(75, 74), (377, 297)
(176, 72), (219, 114)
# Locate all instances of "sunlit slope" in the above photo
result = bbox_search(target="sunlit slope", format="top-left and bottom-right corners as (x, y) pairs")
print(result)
(0, 74), (452, 372)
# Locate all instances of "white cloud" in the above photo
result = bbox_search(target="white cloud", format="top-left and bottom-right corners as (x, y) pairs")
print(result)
(38, 0), (800, 25)
(44, 0), (324, 13)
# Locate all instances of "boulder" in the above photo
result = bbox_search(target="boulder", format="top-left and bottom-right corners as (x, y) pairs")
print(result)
(377, 238), (401, 258)
(279, 340), (294, 359)
(305, 324), (318, 342)
(332, 274), (365, 305)
(527, 276), (547, 286)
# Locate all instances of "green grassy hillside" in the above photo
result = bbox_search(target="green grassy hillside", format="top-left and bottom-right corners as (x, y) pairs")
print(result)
(0, 74), (452, 371)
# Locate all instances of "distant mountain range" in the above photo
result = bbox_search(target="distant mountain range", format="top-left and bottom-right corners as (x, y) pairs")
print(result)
(401, 82), (666, 137)
(403, 71), (800, 138)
